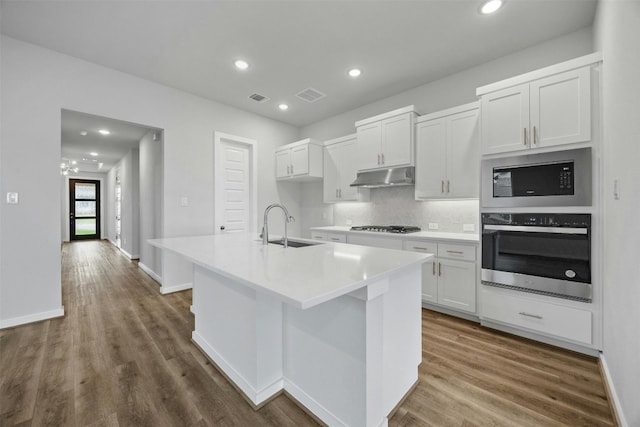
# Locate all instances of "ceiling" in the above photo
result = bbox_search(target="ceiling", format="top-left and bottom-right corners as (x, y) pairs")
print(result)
(61, 110), (156, 174)
(1, 0), (597, 128)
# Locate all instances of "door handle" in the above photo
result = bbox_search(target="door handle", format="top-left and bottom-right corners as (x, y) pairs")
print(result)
(70, 213), (74, 219)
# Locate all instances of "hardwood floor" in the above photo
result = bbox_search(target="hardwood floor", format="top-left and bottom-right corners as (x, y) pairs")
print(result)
(0, 240), (615, 426)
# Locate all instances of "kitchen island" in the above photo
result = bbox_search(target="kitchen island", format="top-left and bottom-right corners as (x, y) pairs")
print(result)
(149, 234), (431, 427)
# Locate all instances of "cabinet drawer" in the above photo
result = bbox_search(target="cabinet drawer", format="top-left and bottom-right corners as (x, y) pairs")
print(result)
(347, 234), (403, 249)
(481, 288), (592, 344)
(311, 231), (328, 241)
(438, 243), (476, 261)
(403, 241), (437, 254)
(326, 232), (347, 243)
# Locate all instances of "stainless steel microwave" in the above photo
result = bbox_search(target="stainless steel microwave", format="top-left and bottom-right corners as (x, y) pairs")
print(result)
(481, 147), (592, 208)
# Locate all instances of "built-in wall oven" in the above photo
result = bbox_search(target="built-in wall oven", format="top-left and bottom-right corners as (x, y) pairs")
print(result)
(482, 213), (592, 302)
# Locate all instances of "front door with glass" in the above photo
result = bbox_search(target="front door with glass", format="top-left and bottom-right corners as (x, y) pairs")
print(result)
(70, 179), (101, 240)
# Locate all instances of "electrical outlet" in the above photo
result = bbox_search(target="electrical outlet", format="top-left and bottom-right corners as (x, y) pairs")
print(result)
(6, 192), (19, 204)
(428, 223), (439, 230)
(463, 224), (475, 232)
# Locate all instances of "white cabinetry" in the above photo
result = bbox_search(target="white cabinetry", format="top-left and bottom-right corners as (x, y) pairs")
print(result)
(275, 138), (323, 181)
(355, 106), (418, 171)
(415, 103), (479, 199)
(478, 64), (592, 155)
(323, 134), (369, 203)
(310, 231), (347, 243)
(480, 286), (592, 345)
(347, 234), (404, 250)
(404, 241), (477, 313)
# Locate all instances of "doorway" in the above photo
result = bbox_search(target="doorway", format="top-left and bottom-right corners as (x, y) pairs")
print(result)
(69, 178), (101, 240)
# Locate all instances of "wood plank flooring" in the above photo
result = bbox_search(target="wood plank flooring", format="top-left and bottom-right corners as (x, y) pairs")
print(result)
(0, 240), (615, 426)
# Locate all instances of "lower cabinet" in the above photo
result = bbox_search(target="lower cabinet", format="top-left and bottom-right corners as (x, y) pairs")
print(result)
(404, 241), (477, 314)
(480, 286), (592, 345)
(311, 231), (347, 243)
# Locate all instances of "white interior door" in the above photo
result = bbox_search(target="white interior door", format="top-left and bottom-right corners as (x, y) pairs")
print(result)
(214, 132), (257, 235)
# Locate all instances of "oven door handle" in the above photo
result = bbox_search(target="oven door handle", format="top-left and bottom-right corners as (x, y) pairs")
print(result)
(483, 224), (588, 235)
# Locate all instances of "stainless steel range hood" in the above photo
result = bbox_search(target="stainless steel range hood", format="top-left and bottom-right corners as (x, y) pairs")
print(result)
(350, 166), (415, 188)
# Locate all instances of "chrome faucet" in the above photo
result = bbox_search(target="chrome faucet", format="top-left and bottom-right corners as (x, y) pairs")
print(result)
(261, 204), (295, 248)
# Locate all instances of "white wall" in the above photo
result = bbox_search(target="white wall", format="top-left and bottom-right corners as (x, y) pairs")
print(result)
(0, 35), (300, 326)
(298, 27), (594, 236)
(593, 1), (640, 426)
(139, 131), (163, 276)
(111, 148), (140, 258)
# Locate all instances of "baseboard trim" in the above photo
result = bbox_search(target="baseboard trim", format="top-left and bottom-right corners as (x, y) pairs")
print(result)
(284, 379), (352, 427)
(160, 282), (192, 294)
(422, 302), (480, 323)
(0, 306), (65, 329)
(599, 354), (628, 427)
(138, 262), (162, 285)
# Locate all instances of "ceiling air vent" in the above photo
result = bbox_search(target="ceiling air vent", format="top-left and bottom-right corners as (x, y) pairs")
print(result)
(248, 92), (270, 103)
(296, 87), (327, 103)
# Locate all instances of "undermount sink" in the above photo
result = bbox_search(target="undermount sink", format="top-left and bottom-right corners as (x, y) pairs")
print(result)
(268, 239), (320, 248)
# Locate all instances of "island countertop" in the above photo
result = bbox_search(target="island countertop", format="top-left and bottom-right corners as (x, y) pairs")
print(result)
(149, 233), (431, 309)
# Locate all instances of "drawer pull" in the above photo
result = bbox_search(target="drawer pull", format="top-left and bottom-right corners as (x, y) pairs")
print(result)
(446, 250), (464, 255)
(413, 246), (428, 251)
(330, 237), (341, 241)
(519, 312), (543, 320)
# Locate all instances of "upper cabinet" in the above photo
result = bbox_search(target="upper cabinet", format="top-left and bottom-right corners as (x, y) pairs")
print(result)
(355, 106), (418, 171)
(415, 102), (479, 199)
(323, 134), (369, 203)
(477, 54), (601, 156)
(275, 138), (323, 181)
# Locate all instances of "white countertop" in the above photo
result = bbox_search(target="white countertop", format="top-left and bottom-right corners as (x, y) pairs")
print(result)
(310, 226), (480, 243)
(149, 234), (431, 310)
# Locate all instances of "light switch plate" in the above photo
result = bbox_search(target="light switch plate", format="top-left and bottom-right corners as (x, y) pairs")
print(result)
(428, 223), (439, 230)
(6, 192), (19, 204)
(463, 224), (475, 232)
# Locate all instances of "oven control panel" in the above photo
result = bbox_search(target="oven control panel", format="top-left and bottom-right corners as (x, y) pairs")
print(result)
(482, 213), (591, 228)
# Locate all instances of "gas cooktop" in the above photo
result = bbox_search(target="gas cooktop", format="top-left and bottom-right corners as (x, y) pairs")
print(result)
(350, 225), (421, 234)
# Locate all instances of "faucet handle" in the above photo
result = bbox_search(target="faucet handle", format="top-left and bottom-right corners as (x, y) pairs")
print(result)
(288, 215), (295, 223)
(259, 226), (264, 238)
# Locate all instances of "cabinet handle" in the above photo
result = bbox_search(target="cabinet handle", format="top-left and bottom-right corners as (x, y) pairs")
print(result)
(446, 250), (464, 255)
(336, 189), (339, 198)
(339, 188), (342, 198)
(381, 153), (385, 164)
(438, 262), (442, 277)
(377, 154), (381, 165)
(519, 312), (543, 320)
(446, 180), (450, 193)
(290, 164), (294, 174)
(330, 237), (341, 241)
(413, 246), (428, 251)
(432, 262), (436, 276)
(524, 128), (528, 146)
(441, 180), (445, 193)
(533, 126), (538, 145)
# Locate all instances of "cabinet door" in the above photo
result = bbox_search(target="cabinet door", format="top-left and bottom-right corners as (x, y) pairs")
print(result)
(291, 144), (309, 176)
(381, 114), (412, 167)
(446, 109), (479, 198)
(275, 149), (291, 178)
(356, 121), (382, 171)
(480, 84), (530, 155)
(421, 260), (438, 303)
(323, 145), (340, 203)
(437, 258), (476, 313)
(530, 67), (591, 148)
(415, 118), (446, 199)
(337, 138), (361, 201)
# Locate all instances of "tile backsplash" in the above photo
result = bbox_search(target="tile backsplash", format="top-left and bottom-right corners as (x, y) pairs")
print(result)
(333, 186), (479, 233)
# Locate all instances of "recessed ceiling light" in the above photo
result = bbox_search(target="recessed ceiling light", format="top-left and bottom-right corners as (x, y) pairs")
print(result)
(90, 152), (98, 156)
(278, 104), (289, 111)
(348, 68), (362, 78)
(480, 0), (503, 14)
(98, 129), (110, 135)
(80, 130), (88, 136)
(234, 59), (249, 70)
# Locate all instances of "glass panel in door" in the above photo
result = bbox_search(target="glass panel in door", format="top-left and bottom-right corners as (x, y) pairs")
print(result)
(70, 179), (101, 240)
